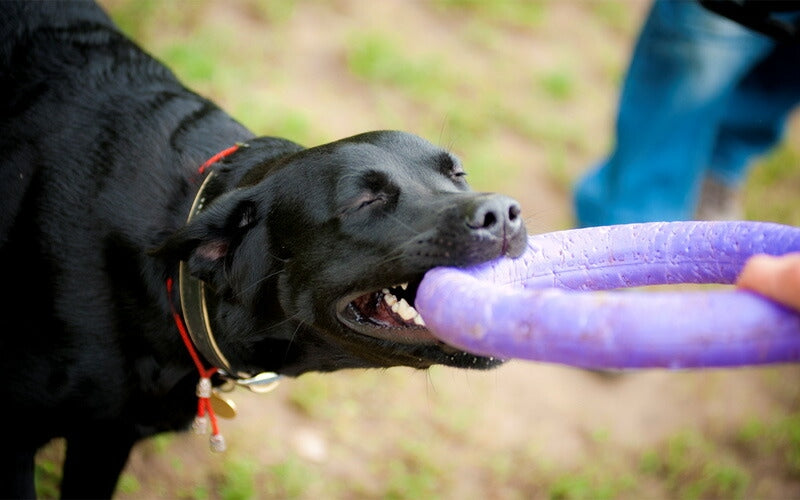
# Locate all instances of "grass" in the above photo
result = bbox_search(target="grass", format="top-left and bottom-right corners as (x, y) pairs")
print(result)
(34, 439), (65, 499)
(116, 473), (142, 495)
(286, 373), (333, 418)
(34, 456), (62, 499)
(745, 142), (800, 225)
(432, 0), (548, 30)
(639, 430), (750, 499)
(588, 1), (639, 36)
(383, 440), (445, 499)
(346, 32), (450, 100)
(538, 69), (576, 101)
(218, 458), (257, 500)
(263, 456), (316, 498)
(737, 411), (800, 477)
(548, 469), (634, 500)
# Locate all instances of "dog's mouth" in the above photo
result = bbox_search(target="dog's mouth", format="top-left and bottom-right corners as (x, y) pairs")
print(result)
(337, 278), (440, 344)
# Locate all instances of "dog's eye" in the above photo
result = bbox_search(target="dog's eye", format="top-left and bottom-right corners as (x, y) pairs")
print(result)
(447, 164), (467, 183)
(451, 168), (467, 179)
(340, 193), (387, 217)
(438, 152), (467, 181)
(358, 196), (384, 210)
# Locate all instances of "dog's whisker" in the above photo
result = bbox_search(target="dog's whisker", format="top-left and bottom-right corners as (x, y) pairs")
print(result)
(235, 269), (286, 299)
(371, 250), (408, 268)
(382, 211), (423, 237)
(281, 316), (307, 363)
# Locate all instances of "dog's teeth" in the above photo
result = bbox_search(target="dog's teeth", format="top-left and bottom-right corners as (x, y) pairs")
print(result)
(382, 287), (425, 325)
(396, 299), (417, 320)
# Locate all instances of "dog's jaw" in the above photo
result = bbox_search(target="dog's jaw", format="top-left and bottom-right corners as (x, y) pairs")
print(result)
(330, 275), (508, 371)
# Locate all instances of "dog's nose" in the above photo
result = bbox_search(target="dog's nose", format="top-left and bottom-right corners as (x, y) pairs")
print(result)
(466, 195), (523, 237)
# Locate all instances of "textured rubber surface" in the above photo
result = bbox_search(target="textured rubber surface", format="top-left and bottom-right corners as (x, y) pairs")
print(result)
(417, 221), (800, 369)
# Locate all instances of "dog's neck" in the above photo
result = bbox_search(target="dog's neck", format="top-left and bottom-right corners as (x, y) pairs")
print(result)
(176, 146), (282, 393)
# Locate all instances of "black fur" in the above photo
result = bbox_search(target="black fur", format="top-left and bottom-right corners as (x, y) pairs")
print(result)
(0, 2), (527, 498)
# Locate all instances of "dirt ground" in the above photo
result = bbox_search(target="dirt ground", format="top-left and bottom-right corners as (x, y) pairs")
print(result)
(36, 1), (800, 498)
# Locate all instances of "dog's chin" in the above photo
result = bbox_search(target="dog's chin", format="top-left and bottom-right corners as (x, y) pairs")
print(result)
(334, 278), (504, 370)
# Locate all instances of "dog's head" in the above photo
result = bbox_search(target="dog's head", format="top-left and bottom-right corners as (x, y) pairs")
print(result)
(158, 131), (527, 376)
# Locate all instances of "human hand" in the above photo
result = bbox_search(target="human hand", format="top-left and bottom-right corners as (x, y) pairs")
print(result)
(736, 253), (800, 312)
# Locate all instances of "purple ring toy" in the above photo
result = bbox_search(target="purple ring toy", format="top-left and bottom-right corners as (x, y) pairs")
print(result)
(416, 221), (800, 369)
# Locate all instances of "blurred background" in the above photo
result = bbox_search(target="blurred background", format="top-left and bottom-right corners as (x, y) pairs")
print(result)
(36, 0), (800, 498)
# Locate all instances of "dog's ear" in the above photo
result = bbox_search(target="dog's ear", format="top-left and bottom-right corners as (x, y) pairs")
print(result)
(152, 189), (260, 285)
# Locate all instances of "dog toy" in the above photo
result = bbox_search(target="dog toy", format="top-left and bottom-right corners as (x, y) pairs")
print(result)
(416, 221), (800, 369)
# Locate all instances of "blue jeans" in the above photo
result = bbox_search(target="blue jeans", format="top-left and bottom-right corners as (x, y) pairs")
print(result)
(573, 0), (800, 227)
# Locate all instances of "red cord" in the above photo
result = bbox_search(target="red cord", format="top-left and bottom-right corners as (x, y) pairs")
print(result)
(167, 276), (223, 449)
(167, 279), (214, 374)
(197, 144), (240, 174)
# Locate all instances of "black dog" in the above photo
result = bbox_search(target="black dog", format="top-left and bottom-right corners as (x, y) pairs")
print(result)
(0, 2), (527, 498)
